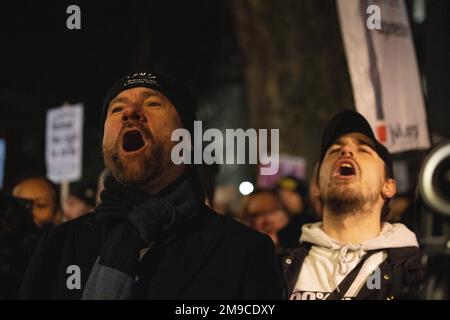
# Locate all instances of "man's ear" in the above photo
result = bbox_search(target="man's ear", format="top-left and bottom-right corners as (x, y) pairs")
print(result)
(312, 183), (321, 198)
(311, 172), (321, 198)
(382, 178), (396, 199)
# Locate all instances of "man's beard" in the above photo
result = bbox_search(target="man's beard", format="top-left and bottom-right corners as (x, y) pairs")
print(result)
(103, 131), (171, 188)
(322, 183), (378, 216)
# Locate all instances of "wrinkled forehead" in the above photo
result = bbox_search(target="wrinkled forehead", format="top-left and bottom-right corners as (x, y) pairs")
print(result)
(108, 87), (166, 107)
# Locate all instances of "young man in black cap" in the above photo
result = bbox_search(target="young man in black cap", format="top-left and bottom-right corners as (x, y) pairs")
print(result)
(20, 72), (282, 299)
(281, 110), (423, 300)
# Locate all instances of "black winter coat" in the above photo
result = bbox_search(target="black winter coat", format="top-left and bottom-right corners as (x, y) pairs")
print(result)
(20, 205), (283, 300)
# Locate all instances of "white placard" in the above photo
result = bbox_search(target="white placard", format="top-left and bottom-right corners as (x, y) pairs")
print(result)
(337, 0), (430, 153)
(46, 104), (83, 182)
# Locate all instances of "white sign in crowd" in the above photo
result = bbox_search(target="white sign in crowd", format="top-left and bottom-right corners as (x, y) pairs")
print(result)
(46, 103), (84, 183)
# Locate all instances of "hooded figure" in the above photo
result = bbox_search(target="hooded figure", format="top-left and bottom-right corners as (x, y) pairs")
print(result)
(20, 72), (282, 300)
(280, 111), (423, 300)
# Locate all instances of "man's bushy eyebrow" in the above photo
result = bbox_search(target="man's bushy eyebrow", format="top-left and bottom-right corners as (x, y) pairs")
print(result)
(108, 91), (162, 110)
(330, 137), (376, 150)
(140, 90), (164, 100)
(109, 97), (129, 106)
(355, 138), (376, 150)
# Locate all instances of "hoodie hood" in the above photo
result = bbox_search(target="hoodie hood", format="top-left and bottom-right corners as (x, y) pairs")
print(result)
(291, 222), (420, 297)
(300, 222), (419, 250)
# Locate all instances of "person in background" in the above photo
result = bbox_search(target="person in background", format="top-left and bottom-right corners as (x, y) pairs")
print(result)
(277, 176), (308, 215)
(0, 191), (39, 299)
(64, 181), (97, 221)
(95, 168), (111, 206)
(212, 185), (238, 217)
(276, 176), (319, 249)
(241, 189), (289, 250)
(12, 177), (62, 229)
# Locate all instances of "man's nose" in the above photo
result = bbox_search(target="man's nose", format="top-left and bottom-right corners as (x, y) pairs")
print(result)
(121, 106), (145, 123)
(340, 144), (354, 157)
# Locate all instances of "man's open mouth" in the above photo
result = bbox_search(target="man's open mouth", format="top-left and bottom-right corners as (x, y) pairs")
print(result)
(334, 160), (357, 177)
(122, 130), (146, 152)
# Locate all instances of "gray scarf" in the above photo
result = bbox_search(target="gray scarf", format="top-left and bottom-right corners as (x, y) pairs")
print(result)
(81, 174), (199, 300)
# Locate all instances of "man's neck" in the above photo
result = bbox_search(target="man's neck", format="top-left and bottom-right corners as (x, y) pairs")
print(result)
(322, 207), (382, 244)
(138, 166), (185, 195)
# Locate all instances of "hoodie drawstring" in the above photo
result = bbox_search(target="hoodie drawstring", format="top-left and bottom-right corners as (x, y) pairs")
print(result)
(337, 244), (365, 275)
(330, 245), (365, 292)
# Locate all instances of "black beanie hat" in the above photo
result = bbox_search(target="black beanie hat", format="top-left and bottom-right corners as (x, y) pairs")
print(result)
(319, 110), (394, 179)
(99, 71), (205, 202)
(100, 71), (197, 140)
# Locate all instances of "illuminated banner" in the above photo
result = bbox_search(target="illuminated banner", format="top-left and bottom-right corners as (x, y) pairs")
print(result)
(337, 0), (430, 153)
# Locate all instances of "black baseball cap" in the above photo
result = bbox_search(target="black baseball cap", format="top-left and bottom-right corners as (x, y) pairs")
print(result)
(319, 110), (394, 179)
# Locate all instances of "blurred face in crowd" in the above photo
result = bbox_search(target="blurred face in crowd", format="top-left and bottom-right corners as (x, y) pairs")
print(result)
(278, 189), (304, 215)
(13, 178), (58, 227)
(318, 132), (396, 217)
(102, 87), (185, 189)
(64, 195), (94, 221)
(246, 192), (288, 245)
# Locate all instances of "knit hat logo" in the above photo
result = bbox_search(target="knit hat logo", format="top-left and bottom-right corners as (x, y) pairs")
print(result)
(123, 73), (160, 88)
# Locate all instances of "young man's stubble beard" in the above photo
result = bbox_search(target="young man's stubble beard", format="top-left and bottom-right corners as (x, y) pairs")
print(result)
(321, 179), (381, 216)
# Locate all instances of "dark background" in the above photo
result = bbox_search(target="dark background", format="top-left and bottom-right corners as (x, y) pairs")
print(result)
(0, 0), (449, 190)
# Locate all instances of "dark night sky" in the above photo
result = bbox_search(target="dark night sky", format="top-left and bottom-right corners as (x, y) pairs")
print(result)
(0, 0), (241, 189)
(0, 0), (449, 190)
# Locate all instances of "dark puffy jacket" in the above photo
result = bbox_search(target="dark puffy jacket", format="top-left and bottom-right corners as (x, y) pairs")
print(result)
(279, 243), (424, 300)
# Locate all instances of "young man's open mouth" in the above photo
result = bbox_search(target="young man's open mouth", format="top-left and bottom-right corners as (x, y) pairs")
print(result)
(121, 129), (147, 154)
(333, 158), (358, 180)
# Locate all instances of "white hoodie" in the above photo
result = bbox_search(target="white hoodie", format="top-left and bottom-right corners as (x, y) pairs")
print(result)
(290, 222), (419, 300)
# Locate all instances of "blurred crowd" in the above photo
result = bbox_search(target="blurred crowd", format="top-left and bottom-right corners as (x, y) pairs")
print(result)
(0, 175), (99, 298)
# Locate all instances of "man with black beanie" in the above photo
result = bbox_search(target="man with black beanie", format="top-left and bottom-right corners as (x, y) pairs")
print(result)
(280, 110), (423, 300)
(20, 72), (282, 299)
